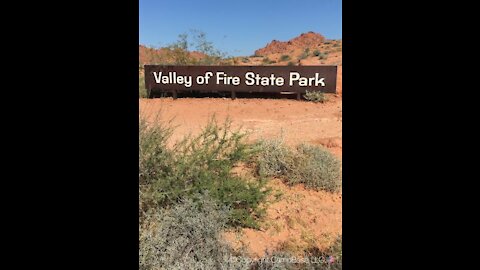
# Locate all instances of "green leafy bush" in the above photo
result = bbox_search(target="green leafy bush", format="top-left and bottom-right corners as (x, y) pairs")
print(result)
(139, 116), (268, 228)
(303, 90), (327, 103)
(139, 195), (251, 270)
(139, 117), (175, 216)
(280, 55), (291, 61)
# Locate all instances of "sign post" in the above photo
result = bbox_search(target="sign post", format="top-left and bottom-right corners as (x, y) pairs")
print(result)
(144, 65), (337, 99)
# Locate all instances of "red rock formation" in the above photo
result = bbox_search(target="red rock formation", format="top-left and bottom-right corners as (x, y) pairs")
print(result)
(254, 31), (326, 56)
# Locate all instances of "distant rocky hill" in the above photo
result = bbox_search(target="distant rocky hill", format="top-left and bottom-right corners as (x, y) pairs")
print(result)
(139, 45), (206, 65)
(254, 31), (326, 56)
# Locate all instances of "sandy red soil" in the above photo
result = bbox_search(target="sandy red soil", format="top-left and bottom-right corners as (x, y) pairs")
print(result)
(139, 95), (342, 159)
(223, 178), (342, 258)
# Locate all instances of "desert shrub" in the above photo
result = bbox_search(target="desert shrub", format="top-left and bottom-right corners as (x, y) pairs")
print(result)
(193, 30), (228, 65)
(139, 116), (268, 228)
(162, 33), (194, 65)
(140, 195), (251, 270)
(261, 57), (276, 65)
(303, 90), (327, 103)
(250, 236), (342, 269)
(242, 57), (250, 63)
(287, 61), (295, 66)
(302, 236), (342, 270)
(139, 117), (175, 217)
(139, 117), (174, 183)
(286, 144), (341, 192)
(139, 75), (147, 98)
(313, 50), (321, 57)
(333, 43), (341, 48)
(255, 140), (341, 192)
(280, 55), (291, 61)
(324, 236), (342, 269)
(142, 46), (164, 65)
(156, 30), (228, 66)
(255, 139), (294, 177)
(318, 53), (327, 60)
(173, 119), (268, 227)
(298, 49), (309, 60)
(218, 57), (237, 66)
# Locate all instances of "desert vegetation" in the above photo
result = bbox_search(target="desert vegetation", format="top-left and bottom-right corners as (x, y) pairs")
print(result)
(298, 48), (310, 60)
(262, 57), (276, 65)
(139, 75), (147, 98)
(140, 195), (252, 270)
(139, 115), (342, 269)
(304, 90), (328, 103)
(139, 30), (230, 67)
(255, 138), (341, 192)
(280, 54), (291, 61)
(139, 116), (269, 228)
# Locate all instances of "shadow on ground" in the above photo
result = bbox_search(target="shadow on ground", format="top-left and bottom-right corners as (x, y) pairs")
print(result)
(151, 91), (302, 100)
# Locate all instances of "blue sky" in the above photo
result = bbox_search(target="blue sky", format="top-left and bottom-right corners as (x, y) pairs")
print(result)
(139, 0), (342, 56)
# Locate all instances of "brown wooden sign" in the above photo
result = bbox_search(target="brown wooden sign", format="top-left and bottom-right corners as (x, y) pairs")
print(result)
(144, 65), (337, 98)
